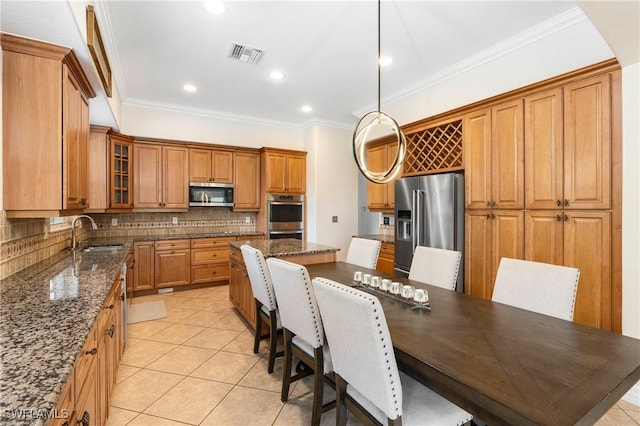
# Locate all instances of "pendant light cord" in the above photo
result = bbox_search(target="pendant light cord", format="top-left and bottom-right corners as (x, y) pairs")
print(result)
(377, 0), (381, 113)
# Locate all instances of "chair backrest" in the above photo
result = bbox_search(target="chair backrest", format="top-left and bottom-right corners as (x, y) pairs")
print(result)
(345, 237), (382, 269)
(267, 258), (324, 348)
(312, 277), (402, 421)
(408, 246), (462, 290)
(240, 245), (277, 311)
(492, 257), (580, 321)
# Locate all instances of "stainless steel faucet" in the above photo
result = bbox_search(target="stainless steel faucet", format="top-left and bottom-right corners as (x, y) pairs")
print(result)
(71, 215), (98, 250)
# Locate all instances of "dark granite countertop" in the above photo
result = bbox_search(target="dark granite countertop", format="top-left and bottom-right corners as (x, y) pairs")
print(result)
(356, 234), (395, 244)
(0, 230), (263, 426)
(230, 238), (340, 258)
(0, 244), (132, 426)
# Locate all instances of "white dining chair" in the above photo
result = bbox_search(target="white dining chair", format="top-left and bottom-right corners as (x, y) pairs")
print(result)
(312, 277), (473, 426)
(492, 257), (580, 321)
(267, 258), (334, 426)
(240, 245), (283, 373)
(345, 237), (381, 269)
(408, 246), (462, 290)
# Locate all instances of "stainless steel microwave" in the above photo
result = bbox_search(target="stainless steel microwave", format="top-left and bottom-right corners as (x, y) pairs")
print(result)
(189, 182), (234, 207)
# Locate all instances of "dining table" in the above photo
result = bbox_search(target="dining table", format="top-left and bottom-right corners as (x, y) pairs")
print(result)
(305, 261), (640, 426)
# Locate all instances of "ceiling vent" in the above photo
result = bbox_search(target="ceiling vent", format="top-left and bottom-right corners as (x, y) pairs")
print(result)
(228, 43), (264, 64)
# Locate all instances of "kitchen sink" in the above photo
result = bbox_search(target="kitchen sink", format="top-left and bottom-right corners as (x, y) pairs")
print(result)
(82, 244), (125, 252)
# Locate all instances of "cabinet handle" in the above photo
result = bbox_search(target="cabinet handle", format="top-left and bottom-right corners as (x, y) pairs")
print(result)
(564, 214), (569, 222)
(80, 198), (86, 206)
(77, 410), (90, 426)
(107, 324), (115, 338)
(106, 304), (114, 310)
(556, 214), (562, 222)
(86, 348), (97, 356)
(486, 213), (491, 219)
(120, 294), (125, 301)
(486, 201), (491, 207)
(556, 199), (562, 207)
(564, 199), (569, 207)
(491, 201), (496, 208)
(491, 213), (496, 220)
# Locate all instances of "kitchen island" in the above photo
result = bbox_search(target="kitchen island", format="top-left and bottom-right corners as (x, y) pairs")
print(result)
(228, 238), (339, 329)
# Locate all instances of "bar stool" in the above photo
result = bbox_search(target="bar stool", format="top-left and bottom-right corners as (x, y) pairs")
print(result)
(408, 246), (462, 290)
(267, 258), (335, 426)
(492, 257), (580, 321)
(312, 277), (473, 426)
(240, 245), (283, 373)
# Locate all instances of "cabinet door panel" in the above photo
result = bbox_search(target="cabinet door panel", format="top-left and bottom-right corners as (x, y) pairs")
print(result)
(133, 144), (162, 208)
(212, 151), (234, 183)
(464, 109), (491, 209)
(286, 154), (306, 193)
(367, 145), (388, 209)
(265, 153), (286, 192)
(189, 148), (211, 182)
(133, 242), (155, 291)
(492, 100), (523, 209)
(465, 210), (493, 299)
(163, 146), (189, 208)
(155, 249), (191, 288)
(63, 67), (85, 210)
(491, 210), (524, 294)
(234, 152), (260, 210)
(524, 211), (563, 265)
(564, 211), (611, 329)
(564, 75), (611, 209)
(525, 89), (563, 209)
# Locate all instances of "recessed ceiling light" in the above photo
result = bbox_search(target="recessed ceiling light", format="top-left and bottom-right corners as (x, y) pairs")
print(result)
(301, 105), (312, 113)
(270, 70), (285, 80)
(204, 1), (225, 15)
(379, 56), (393, 66)
(183, 84), (197, 93)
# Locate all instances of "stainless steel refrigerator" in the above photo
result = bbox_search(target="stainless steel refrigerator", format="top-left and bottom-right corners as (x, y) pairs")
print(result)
(394, 172), (465, 291)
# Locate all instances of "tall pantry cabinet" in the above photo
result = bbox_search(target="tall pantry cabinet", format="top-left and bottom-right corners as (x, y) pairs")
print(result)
(2, 34), (95, 217)
(464, 64), (620, 332)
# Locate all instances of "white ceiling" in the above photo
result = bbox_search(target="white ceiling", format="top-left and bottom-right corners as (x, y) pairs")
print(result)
(0, 0), (610, 129)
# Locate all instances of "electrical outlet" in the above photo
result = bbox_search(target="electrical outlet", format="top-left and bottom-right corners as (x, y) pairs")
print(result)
(111, 218), (118, 227)
(332, 216), (338, 223)
(245, 216), (251, 224)
(172, 217), (178, 225)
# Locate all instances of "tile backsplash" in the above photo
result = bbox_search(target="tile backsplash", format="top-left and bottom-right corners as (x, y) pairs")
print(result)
(0, 209), (256, 280)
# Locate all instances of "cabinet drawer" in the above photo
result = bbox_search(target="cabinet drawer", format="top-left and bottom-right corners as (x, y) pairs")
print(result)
(191, 237), (235, 249)
(191, 247), (230, 265)
(74, 323), (98, 401)
(379, 242), (395, 258)
(191, 264), (230, 284)
(155, 239), (190, 251)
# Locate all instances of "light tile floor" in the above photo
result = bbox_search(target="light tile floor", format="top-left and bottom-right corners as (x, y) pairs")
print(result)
(107, 285), (640, 426)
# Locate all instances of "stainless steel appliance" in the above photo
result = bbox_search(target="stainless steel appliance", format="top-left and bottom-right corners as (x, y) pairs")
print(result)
(395, 172), (465, 291)
(189, 182), (234, 207)
(267, 193), (304, 240)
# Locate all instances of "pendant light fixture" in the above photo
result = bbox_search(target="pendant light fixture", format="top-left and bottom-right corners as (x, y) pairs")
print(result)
(352, 0), (406, 184)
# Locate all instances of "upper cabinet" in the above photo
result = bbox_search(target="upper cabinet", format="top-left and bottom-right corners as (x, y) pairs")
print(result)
(464, 99), (524, 210)
(86, 126), (111, 212)
(233, 151), (261, 210)
(189, 148), (234, 183)
(133, 143), (189, 209)
(2, 34), (95, 217)
(366, 141), (398, 211)
(109, 133), (134, 209)
(262, 149), (306, 193)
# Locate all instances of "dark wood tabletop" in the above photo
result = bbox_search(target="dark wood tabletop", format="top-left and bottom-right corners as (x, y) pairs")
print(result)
(305, 261), (640, 426)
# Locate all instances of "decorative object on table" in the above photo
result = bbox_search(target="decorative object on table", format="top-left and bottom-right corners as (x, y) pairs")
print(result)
(312, 277), (472, 425)
(352, 0), (406, 184)
(128, 301), (166, 324)
(86, 5), (113, 97)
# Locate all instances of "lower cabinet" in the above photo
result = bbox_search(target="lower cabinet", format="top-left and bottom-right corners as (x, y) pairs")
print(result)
(376, 242), (395, 275)
(154, 240), (191, 288)
(229, 247), (255, 325)
(191, 237), (233, 284)
(133, 242), (155, 291)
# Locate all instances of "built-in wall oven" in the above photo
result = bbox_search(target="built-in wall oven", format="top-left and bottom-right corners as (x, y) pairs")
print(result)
(267, 193), (304, 240)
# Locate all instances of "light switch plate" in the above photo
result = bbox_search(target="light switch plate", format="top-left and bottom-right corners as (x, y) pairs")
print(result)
(172, 217), (178, 225)
(332, 216), (338, 223)
(245, 216), (251, 224)
(111, 218), (118, 227)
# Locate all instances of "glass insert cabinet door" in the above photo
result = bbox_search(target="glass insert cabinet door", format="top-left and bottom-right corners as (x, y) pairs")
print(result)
(110, 135), (133, 208)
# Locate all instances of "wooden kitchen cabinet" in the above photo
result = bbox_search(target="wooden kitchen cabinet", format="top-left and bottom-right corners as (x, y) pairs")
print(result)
(229, 246), (255, 324)
(376, 242), (395, 275)
(189, 148), (233, 183)
(154, 240), (191, 288)
(465, 210), (524, 299)
(109, 133), (134, 209)
(262, 149), (306, 193)
(525, 210), (611, 329)
(366, 142), (398, 211)
(133, 242), (155, 291)
(87, 126), (110, 212)
(50, 374), (74, 426)
(74, 322), (99, 426)
(464, 100), (523, 210)
(2, 34), (94, 218)
(191, 237), (233, 284)
(133, 143), (189, 209)
(233, 150), (261, 210)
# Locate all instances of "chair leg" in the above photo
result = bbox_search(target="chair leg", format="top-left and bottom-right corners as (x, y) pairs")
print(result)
(335, 373), (348, 426)
(311, 347), (324, 426)
(267, 309), (278, 374)
(253, 300), (262, 354)
(281, 329), (293, 402)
